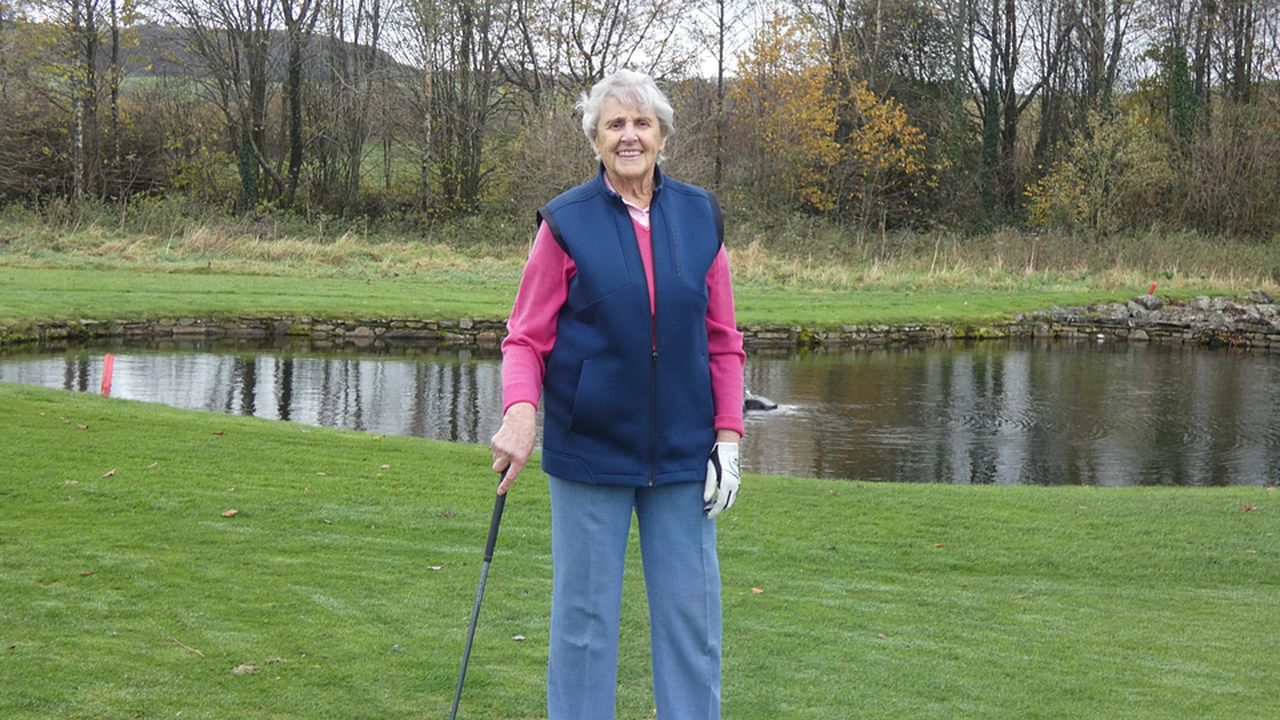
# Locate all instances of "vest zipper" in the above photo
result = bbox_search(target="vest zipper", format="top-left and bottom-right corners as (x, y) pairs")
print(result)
(649, 348), (658, 487)
(648, 201), (659, 488)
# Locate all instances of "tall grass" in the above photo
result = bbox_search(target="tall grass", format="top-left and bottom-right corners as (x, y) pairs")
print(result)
(2, 199), (1277, 295)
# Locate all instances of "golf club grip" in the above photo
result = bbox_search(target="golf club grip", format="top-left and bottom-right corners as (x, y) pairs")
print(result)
(483, 473), (507, 563)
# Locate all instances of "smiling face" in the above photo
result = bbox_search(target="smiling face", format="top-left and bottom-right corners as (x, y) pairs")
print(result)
(592, 96), (666, 188)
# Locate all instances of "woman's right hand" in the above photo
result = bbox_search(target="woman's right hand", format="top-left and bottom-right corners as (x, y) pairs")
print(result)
(490, 402), (537, 494)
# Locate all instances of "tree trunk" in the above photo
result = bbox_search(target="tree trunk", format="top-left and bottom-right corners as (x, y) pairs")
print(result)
(284, 28), (305, 206)
(109, 0), (120, 172)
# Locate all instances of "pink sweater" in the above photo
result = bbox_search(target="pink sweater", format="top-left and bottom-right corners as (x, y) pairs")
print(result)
(502, 216), (746, 436)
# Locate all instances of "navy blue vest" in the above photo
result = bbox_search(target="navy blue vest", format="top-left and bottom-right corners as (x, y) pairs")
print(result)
(536, 165), (723, 487)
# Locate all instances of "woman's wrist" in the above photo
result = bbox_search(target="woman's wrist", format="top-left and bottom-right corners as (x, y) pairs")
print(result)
(715, 429), (741, 443)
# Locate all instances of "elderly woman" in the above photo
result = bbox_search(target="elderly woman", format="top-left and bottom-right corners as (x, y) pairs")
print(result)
(490, 69), (745, 720)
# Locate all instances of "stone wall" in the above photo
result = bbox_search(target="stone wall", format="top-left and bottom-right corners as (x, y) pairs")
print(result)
(0, 316), (510, 350)
(740, 293), (1280, 351)
(3, 294), (1277, 352)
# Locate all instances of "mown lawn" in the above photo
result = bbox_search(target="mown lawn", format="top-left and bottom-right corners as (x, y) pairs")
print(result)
(1, 383), (1275, 719)
(0, 266), (1133, 331)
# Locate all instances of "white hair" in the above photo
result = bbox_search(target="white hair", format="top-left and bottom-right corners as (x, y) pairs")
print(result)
(577, 69), (675, 161)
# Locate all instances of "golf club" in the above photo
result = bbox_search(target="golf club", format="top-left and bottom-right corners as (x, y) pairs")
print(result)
(448, 470), (507, 719)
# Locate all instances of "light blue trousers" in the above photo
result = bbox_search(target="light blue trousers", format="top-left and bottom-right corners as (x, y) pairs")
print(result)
(547, 475), (722, 720)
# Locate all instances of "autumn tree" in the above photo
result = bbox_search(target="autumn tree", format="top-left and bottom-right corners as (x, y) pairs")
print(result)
(730, 12), (841, 211)
(838, 80), (929, 236)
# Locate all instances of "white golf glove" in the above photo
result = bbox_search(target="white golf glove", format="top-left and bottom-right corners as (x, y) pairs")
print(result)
(703, 442), (740, 519)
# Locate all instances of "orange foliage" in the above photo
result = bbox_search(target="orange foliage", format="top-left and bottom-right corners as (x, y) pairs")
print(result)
(730, 14), (841, 211)
(731, 13), (929, 217)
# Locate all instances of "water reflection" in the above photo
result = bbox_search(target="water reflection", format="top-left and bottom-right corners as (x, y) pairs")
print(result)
(2, 339), (1278, 486)
(2, 344), (503, 444)
(739, 340), (1280, 485)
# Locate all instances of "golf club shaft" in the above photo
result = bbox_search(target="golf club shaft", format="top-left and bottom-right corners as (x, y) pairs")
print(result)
(449, 476), (507, 719)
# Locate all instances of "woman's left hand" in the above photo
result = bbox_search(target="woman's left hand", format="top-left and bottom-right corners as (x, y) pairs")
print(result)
(704, 433), (741, 519)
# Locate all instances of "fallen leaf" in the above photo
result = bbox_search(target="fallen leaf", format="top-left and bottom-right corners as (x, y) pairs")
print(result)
(146, 462), (158, 470)
(75, 424), (89, 430)
(750, 587), (764, 595)
(877, 634), (887, 641)
(512, 635), (526, 642)
(322, 518), (333, 525)
(933, 543), (945, 549)
(375, 434), (387, 440)
(232, 663), (259, 676)
(1241, 504), (1259, 512)
(221, 508), (239, 518)
(304, 486), (312, 494)
(428, 566), (443, 572)
(227, 487), (235, 492)
(38, 412), (46, 416)
(442, 509), (456, 518)
(316, 471), (327, 477)
(212, 430), (225, 436)
(59, 416), (71, 424)
(1268, 486), (1276, 494)
(380, 464), (390, 470)
(102, 468), (116, 478)
(266, 657), (288, 665)
(64, 480), (79, 486)
(80, 571), (94, 577)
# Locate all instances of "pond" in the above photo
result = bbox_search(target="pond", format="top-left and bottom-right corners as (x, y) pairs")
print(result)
(3, 338), (1278, 486)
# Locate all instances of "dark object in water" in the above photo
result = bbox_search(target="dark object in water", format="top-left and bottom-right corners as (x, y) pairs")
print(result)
(744, 389), (777, 411)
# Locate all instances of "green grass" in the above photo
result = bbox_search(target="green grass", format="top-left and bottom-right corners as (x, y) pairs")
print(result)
(4, 199), (1275, 336)
(2, 383), (1276, 719)
(0, 266), (1129, 330)
(0, 266), (518, 327)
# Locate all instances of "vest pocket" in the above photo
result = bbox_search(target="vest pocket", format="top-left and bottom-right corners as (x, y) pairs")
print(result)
(567, 357), (643, 451)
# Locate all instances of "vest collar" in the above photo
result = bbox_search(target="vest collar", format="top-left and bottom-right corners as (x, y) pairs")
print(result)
(594, 163), (665, 205)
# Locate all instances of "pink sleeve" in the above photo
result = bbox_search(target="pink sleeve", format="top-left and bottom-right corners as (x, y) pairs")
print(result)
(706, 245), (746, 436)
(501, 222), (574, 412)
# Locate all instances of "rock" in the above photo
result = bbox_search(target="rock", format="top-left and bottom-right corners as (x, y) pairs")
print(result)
(1102, 303), (1130, 321)
(1129, 329), (1150, 341)
(1190, 296), (1212, 312)
(1126, 302), (1149, 320)
(1247, 289), (1274, 304)
(1132, 294), (1163, 311)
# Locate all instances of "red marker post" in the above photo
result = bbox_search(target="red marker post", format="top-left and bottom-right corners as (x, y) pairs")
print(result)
(100, 353), (115, 396)
(1148, 282), (1158, 296)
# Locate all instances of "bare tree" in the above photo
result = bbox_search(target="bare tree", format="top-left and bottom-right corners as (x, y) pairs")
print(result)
(169, 0), (281, 209)
(691, 0), (756, 189)
(397, 0), (508, 215)
(280, 0), (321, 206)
(47, 0), (105, 198)
(1217, 0), (1259, 102)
